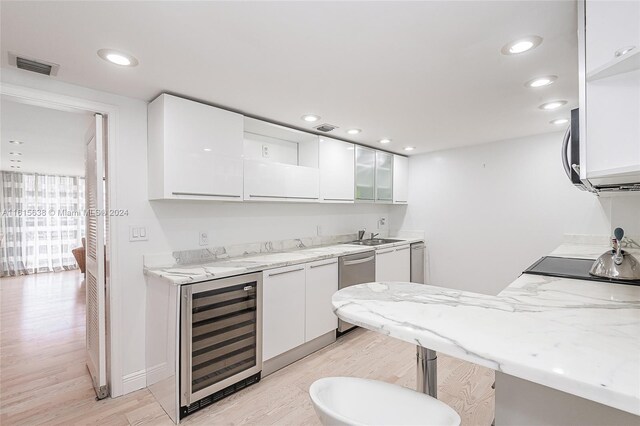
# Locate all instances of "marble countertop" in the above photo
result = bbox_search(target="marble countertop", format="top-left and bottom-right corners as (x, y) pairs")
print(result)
(145, 237), (423, 285)
(332, 241), (640, 415)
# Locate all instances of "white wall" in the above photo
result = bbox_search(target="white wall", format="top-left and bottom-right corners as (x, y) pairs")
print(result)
(1, 68), (391, 395)
(391, 131), (640, 296)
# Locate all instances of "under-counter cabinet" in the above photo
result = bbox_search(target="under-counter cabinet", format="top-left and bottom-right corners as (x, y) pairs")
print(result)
(262, 265), (306, 361)
(305, 259), (339, 341)
(148, 94), (244, 201)
(393, 155), (408, 204)
(319, 137), (355, 203)
(375, 244), (411, 282)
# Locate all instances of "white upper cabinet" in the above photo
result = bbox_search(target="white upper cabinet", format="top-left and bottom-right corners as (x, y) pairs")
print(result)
(319, 137), (355, 203)
(581, 0), (640, 184)
(355, 146), (376, 202)
(375, 151), (394, 203)
(148, 94), (244, 201)
(243, 117), (320, 202)
(585, 0), (640, 75)
(393, 155), (408, 204)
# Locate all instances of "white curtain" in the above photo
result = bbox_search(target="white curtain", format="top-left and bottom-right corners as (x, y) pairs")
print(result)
(0, 171), (85, 276)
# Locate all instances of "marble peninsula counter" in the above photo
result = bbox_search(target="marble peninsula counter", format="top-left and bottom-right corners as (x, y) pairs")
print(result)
(332, 240), (640, 421)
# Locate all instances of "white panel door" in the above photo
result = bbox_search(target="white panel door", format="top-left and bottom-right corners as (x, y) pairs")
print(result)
(375, 245), (411, 282)
(262, 265), (306, 360)
(305, 259), (339, 341)
(319, 137), (355, 203)
(85, 114), (108, 399)
(393, 155), (409, 204)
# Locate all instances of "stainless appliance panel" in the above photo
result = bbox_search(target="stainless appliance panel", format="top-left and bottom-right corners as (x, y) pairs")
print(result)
(338, 251), (375, 333)
(410, 242), (425, 284)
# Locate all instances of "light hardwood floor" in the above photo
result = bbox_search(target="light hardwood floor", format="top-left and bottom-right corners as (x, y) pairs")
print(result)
(0, 271), (494, 425)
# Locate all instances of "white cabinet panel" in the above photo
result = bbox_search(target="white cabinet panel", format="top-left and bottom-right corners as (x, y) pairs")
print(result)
(305, 259), (339, 341)
(375, 244), (411, 282)
(355, 146), (376, 202)
(262, 265), (306, 361)
(319, 137), (355, 203)
(585, 0), (640, 74)
(148, 94), (244, 201)
(375, 151), (394, 203)
(244, 159), (319, 201)
(393, 155), (409, 204)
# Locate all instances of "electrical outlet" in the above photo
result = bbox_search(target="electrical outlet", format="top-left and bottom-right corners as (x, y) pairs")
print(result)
(262, 144), (270, 158)
(199, 231), (209, 246)
(378, 217), (387, 229)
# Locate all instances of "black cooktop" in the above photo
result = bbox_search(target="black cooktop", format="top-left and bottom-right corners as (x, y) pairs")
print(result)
(523, 256), (640, 286)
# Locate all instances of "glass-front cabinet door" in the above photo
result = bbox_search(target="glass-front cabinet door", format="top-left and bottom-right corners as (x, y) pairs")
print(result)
(355, 146), (376, 201)
(375, 151), (393, 203)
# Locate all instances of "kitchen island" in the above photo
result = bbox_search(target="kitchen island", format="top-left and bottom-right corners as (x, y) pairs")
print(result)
(332, 242), (640, 425)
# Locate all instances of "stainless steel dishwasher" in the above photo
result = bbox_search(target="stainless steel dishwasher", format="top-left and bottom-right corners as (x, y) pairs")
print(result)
(338, 251), (376, 333)
(410, 242), (426, 284)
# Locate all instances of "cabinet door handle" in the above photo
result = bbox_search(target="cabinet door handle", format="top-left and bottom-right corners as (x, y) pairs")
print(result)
(342, 255), (375, 266)
(249, 195), (319, 200)
(268, 267), (304, 277)
(395, 246), (410, 252)
(376, 249), (394, 254)
(310, 260), (338, 269)
(172, 192), (241, 198)
(323, 198), (355, 202)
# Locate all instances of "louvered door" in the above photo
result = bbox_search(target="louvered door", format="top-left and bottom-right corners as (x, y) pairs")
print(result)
(85, 113), (108, 399)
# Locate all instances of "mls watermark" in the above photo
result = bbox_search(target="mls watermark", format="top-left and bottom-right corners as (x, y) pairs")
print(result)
(1, 209), (129, 217)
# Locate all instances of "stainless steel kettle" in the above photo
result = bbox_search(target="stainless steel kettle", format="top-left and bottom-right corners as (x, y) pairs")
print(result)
(590, 228), (640, 281)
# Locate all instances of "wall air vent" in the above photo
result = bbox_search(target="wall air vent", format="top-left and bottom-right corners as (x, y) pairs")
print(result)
(314, 123), (338, 133)
(8, 52), (60, 76)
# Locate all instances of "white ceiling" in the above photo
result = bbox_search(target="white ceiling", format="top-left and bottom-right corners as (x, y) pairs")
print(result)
(1, 98), (92, 176)
(0, 1), (578, 154)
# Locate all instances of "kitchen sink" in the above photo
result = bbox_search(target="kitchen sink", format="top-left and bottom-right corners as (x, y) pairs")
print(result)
(346, 238), (404, 246)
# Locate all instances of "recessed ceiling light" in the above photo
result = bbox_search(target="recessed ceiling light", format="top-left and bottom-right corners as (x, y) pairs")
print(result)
(203, 148), (212, 152)
(615, 46), (635, 57)
(97, 49), (139, 67)
(301, 114), (320, 122)
(404, 146), (415, 151)
(539, 100), (567, 110)
(9, 140), (23, 145)
(379, 139), (392, 144)
(9, 152), (22, 155)
(525, 75), (557, 88)
(550, 118), (569, 125)
(501, 36), (543, 55)
(347, 128), (361, 135)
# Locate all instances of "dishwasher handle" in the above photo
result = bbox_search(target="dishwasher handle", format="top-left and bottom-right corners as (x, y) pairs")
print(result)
(342, 255), (375, 266)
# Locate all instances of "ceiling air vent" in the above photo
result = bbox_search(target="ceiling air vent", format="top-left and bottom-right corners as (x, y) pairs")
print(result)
(8, 52), (60, 76)
(314, 123), (338, 133)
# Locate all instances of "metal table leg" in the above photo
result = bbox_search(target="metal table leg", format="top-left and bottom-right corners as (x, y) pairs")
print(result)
(416, 346), (437, 398)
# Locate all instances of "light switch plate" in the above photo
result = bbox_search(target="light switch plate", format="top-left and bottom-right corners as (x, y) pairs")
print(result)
(199, 231), (209, 246)
(129, 226), (148, 242)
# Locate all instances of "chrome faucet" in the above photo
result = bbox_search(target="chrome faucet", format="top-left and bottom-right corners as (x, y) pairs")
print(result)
(370, 232), (379, 240)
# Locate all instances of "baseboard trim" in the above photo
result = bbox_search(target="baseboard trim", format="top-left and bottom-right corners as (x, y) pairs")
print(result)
(263, 331), (336, 377)
(122, 368), (147, 395)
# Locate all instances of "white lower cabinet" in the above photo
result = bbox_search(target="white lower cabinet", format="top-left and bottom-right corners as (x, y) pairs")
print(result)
(305, 259), (339, 342)
(262, 265), (306, 361)
(375, 244), (411, 282)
